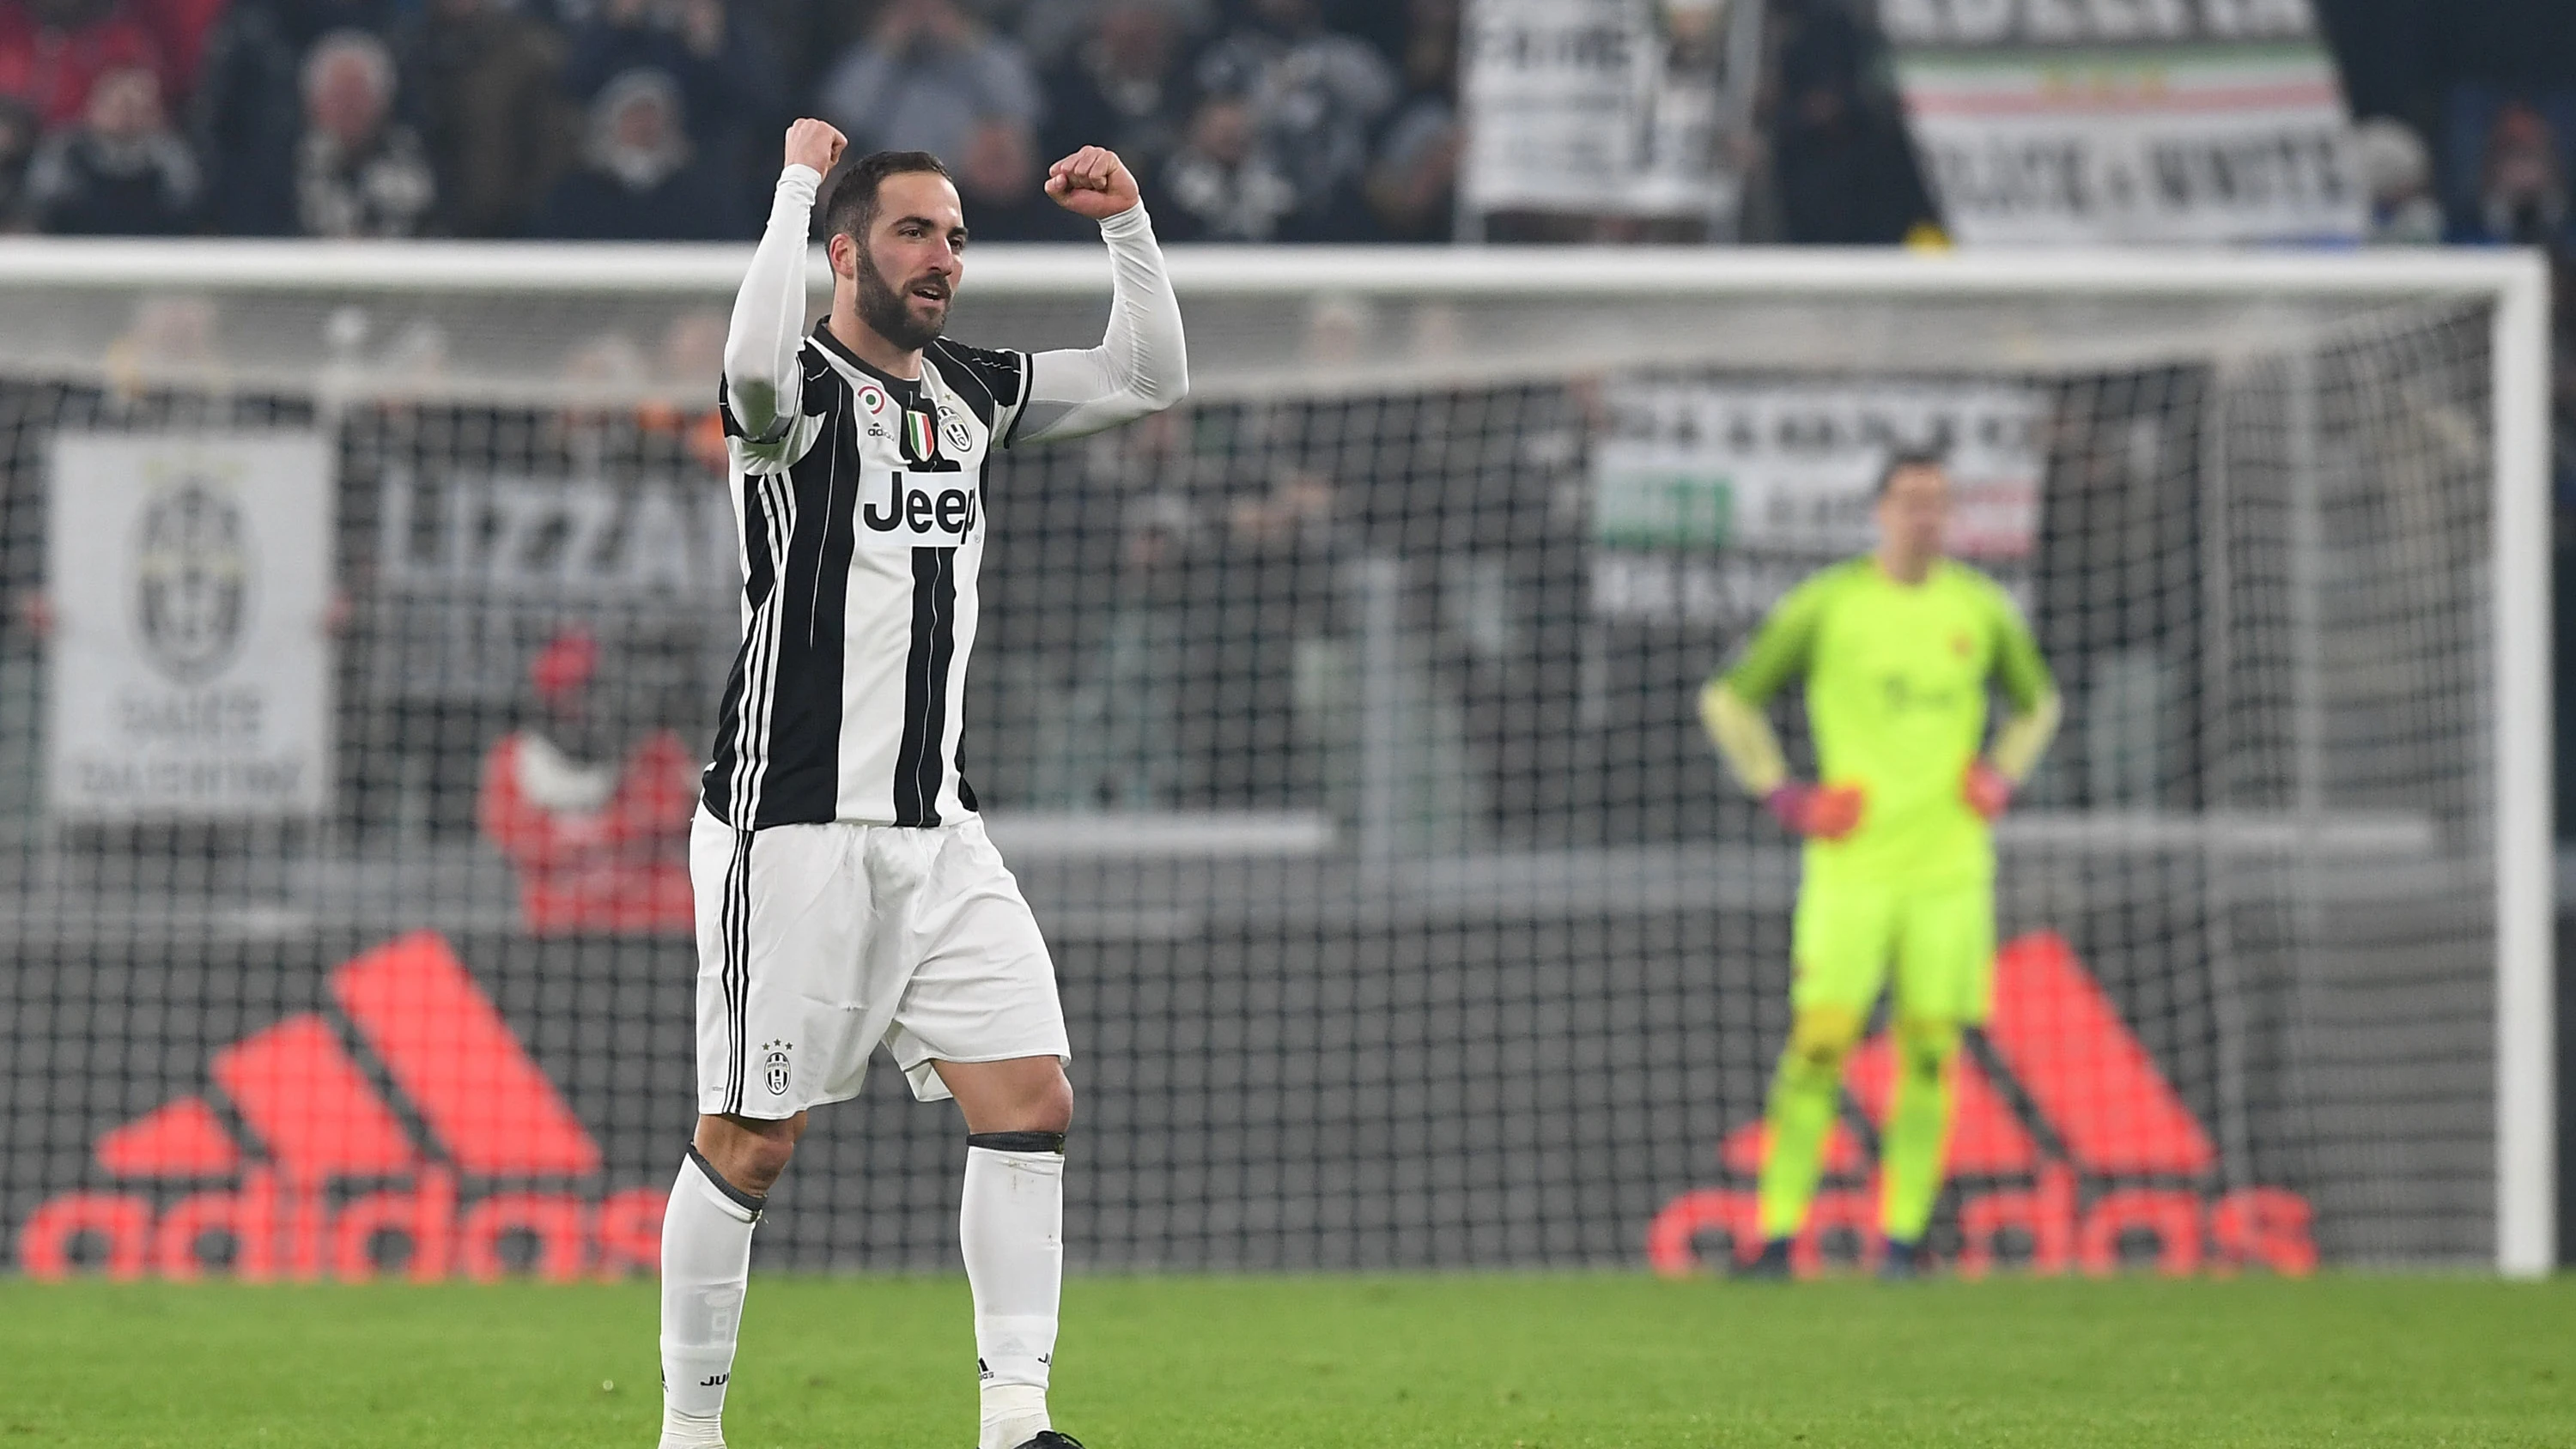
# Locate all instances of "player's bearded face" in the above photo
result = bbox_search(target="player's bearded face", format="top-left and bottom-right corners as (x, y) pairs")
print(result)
(856, 240), (951, 352)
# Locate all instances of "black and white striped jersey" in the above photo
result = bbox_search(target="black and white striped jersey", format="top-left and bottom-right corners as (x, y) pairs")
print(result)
(702, 325), (1024, 828)
(700, 161), (1187, 831)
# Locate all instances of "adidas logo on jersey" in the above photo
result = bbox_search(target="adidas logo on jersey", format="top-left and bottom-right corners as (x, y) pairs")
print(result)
(1647, 931), (2318, 1278)
(15, 931), (665, 1282)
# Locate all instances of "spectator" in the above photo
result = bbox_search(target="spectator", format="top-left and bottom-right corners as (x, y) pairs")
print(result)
(296, 29), (436, 237)
(815, 0), (1042, 167)
(1765, 3), (1936, 245)
(1193, 0), (1394, 240)
(562, 0), (779, 230)
(2463, 100), (2571, 252)
(401, 0), (574, 237)
(0, 94), (37, 228)
(1039, 0), (1200, 193)
(1182, 464), (1343, 806)
(1054, 490), (1193, 808)
(1362, 0), (1457, 242)
(1158, 88), (1296, 240)
(530, 66), (736, 239)
(0, 0), (167, 130)
(2354, 116), (2444, 246)
(751, 0), (873, 106)
(191, 0), (396, 235)
(24, 62), (198, 233)
(477, 625), (697, 937)
(1386, 0), (1455, 106)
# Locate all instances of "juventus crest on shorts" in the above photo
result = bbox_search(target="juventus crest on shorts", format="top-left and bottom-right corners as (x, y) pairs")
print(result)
(706, 321), (1031, 831)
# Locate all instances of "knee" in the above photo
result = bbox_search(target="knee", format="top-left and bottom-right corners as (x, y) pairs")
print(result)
(1019, 1066), (1075, 1137)
(696, 1113), (805, 1197)
(1894, 1018), (1960, 1082)
(1783, 1007), (1863, 1083)
(735, 1137), (798, 1194)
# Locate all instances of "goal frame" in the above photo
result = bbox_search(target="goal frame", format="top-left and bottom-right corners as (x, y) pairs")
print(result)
(0, 239), (2549, 1275)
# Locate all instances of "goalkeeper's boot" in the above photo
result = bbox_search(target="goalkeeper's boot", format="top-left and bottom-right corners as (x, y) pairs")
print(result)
(1732, 1237), (1793, 1280)
(1879, 1238), (1924, 1282)
(1012, 1434), (1086, 1449)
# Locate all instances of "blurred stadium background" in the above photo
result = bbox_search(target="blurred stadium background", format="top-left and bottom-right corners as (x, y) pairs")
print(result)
(0, 0), (2565, 1302)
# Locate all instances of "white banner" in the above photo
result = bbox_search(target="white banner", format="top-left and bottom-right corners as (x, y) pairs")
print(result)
(48, 433), (334, 819)
(366, 471), (738, 702)
(1896, 44), (2361, 245)
(1591, 379), (2044, 627)
(1461, 0), (1745, 221)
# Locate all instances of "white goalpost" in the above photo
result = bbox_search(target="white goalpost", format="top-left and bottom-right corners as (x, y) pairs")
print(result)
(0, 239), (2549, 1277)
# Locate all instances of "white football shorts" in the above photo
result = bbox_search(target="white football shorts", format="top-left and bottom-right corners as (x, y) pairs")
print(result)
(689, 806), (1069, 1118)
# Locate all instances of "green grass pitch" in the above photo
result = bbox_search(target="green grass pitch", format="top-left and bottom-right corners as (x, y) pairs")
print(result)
(4, 1274), (2571, 1446)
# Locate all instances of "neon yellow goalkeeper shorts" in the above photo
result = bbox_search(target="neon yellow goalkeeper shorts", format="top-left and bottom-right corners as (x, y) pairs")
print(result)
(1789, 876), (1996, 1025)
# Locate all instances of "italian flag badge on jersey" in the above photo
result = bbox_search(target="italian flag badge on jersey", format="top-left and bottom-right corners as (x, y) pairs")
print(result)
(901, 409), (938, 466)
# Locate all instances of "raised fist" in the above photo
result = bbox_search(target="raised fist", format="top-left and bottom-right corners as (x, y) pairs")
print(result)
(785, 118), (847, 178)
(1043, 145), (1140, 220)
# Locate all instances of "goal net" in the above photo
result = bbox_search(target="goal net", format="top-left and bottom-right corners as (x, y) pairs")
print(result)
(0, 240), (2549, 1281)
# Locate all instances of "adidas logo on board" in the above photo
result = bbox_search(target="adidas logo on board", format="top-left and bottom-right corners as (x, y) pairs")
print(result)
(15, 931), (667, 1282)
(1647, 931), (2319, 1277)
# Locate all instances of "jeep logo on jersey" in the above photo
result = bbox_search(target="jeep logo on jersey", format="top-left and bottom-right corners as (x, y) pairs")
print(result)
(132, 476), (252, 685)
(862, 471), (980, 540)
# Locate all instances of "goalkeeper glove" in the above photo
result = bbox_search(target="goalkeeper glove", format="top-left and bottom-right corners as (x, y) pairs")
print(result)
(1962, 759), (2013, 821)
(1765, 782), (1865, 840)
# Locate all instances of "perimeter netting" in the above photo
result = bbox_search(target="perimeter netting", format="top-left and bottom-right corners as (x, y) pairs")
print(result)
(0, 250), (2510, 1277)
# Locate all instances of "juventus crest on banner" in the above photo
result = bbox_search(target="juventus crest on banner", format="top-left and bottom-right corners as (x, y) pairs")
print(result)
(46, 433), (334, 821)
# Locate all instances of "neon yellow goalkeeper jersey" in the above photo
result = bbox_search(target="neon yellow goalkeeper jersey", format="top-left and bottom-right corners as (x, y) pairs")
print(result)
(1722, 557), (2053, 888)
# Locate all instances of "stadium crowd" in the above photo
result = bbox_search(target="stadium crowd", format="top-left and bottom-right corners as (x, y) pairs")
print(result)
(0, 0), (2569, 257)
(0, 0), (2566, 251)
(0, 0), (1476, 243)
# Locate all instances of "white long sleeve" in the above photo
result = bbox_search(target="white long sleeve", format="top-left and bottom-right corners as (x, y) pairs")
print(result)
(1013, 203), (1188, 445)
(722, 164), (822, 444)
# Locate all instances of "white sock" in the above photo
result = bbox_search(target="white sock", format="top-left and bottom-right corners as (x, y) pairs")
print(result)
(660, 1149), (762, 1447)
(962, 1137), (1066, 1449)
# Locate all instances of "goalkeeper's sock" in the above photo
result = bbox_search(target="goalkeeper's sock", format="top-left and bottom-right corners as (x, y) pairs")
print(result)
(963, 1133), (1067, 1449)
(1756, 1048), (1841, 1241)
(1879, 1026), (1959, 1246)
(1879, 1237), (1924, 1281)
(660, 1148), (762, 1446)
(1733, 1236), (1794, 1280)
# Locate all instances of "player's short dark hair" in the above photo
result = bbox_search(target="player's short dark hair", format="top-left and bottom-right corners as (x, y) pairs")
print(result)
(821, 150), (953, 244)
(1875, 447), (1948, 497)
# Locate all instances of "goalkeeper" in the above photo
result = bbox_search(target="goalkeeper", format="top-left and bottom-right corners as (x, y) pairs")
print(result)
(1700, 452), (2059, 1278)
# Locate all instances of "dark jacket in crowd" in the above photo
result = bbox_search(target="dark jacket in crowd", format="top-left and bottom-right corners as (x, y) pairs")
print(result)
(25, 124), (199, 233)
(562, 1), (779, 230)
(527, 154), (736, 239)
(191, 0), (396, 235)
(399, 0), (574, 238)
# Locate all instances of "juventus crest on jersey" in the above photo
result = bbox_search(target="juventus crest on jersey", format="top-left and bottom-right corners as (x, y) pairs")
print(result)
(705, 321), (1030, 830)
